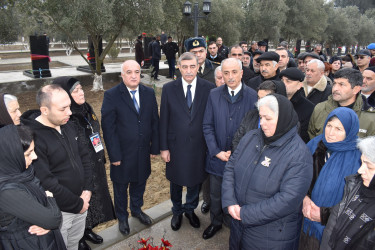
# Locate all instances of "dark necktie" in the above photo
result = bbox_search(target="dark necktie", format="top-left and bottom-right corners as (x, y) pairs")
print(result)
(186, 85), (192, 109)
(231, 90), (235, 102)
(130, 90), (140, 113)
(199, 66), (202, 75)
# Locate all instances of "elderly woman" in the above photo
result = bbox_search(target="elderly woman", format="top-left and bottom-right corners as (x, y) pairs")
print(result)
(320, 136), (375, 249)
(299, 107), (362, 249)
(0, 93), (21, 127)
(222, 94), (313, 249)
(0, 125), (65, 249)
(53, 77), (116, 249)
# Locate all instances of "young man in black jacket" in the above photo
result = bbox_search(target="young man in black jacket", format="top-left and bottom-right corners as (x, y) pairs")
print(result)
(21, 84), (92, 250)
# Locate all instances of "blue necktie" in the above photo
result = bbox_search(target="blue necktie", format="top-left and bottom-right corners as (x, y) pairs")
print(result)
(186, 85), (192, 109)
(130, 90), (140, 113)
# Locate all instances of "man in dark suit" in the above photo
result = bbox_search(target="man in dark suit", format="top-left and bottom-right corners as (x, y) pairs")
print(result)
(101, 60), (159, 236)
(160, 52), (215, 231)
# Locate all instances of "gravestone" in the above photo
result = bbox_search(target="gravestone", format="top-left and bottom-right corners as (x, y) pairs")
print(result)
(77, 35), (106, 73)
(23, 35), (51, 78)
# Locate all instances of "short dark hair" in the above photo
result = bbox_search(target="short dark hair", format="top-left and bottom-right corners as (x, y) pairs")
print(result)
(208, 41), (216, 46)
(333, 68), (363, 88)
(239, 41), (247, 46)
(278, 41), (288, 48)
(36, 84), (64, 108)
(16, 125), (34, 152)
(275, 47), (288, 54)
(229, 45), (243, 54)
(168, 36), (172, 39)
(258, 80), (277, 93)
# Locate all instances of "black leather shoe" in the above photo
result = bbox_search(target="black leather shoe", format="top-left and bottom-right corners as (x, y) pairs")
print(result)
(84, 228), (103, 244)
(171, 214), (182, 231)
(118, 219), (130, 235)
(185, 211), (200, 228)
(78, 239), (91, 250)
(132, 211), (152, 225)
(201, 202), (210, 214)
(203, 224), (222, 239)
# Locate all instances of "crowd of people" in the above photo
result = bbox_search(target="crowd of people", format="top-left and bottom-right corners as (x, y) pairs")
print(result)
(1, 36), (375, 250)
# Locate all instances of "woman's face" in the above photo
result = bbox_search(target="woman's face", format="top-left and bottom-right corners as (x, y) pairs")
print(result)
(358, 154), (375, 187)
(7, 100), (22, 125)
(24, 141), (37, 169)
(325, 117), (346, 143)
(259, 106), (278, 137)
(71, 84), (85, 105)
(331, 60), (341, 71)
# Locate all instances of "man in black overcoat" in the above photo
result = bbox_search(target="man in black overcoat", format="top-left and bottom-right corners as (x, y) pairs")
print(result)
(101, 60), (159, 235)
(160, 52), (215, 231)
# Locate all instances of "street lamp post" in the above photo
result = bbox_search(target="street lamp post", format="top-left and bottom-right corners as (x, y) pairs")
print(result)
(183, 0), (211, 37)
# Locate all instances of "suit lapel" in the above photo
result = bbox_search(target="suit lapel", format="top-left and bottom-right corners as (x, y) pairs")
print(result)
(173, 78), (191, 116)
(120, 83), (139, 115)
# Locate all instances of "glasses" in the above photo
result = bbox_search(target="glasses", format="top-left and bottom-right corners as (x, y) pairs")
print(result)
(357, 56), (368, 60)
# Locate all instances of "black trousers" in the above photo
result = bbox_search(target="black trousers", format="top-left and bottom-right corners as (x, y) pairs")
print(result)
(170, 182), (200, 216)
(153, 59), (160, 79)
(112, 179), (146, 221)
(210, 174), (231, 226)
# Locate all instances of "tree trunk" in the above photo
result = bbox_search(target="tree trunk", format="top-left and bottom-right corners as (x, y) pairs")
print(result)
(91, 73), (103, 91)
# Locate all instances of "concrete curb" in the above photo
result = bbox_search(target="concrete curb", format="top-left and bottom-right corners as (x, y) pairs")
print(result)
(89, 194), (181, 250)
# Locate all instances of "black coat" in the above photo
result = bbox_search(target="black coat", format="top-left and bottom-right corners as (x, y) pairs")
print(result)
(152, 40), (161, 60)
(160, 77), (215, 186)
(290, 88), (315, 143)
(101, 83), (159, 184)
(242, 66), (256, 83)
(21, 111), (92, 214)
(246, 70), (281, 91)
(69, 103), (116, 228)
(135, 39), (144, 63)
(162, 41), (179, 59)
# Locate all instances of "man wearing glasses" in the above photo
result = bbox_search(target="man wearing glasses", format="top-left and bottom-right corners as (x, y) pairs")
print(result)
(355, 49), (371, 73)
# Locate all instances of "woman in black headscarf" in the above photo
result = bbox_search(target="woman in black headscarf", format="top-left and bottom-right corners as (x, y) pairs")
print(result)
(320, 135), (375, 249)
(222, 94), (313, 250)
(53, 77), (115, 249)
(0, 125), (66, 250)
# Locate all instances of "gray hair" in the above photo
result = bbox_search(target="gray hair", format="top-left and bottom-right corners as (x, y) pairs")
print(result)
(214, 66), (222, 78)
(221, 58), (242, 70)
(121, 60), (140, 75)
(257, 95), (279, 117)
(307, 59), (325, 72)
(357, 136), (375, 163)
(178, 52), (199, 65)
(3, 94), (18, 109)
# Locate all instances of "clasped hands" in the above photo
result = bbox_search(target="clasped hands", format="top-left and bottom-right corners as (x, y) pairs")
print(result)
(302, 196), (321, 222)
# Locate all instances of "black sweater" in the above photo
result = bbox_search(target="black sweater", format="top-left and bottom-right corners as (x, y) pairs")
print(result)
(21, 110), (92, 214)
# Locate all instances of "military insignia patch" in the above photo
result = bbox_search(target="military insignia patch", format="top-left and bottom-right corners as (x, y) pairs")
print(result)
(193, 40), (199, 46)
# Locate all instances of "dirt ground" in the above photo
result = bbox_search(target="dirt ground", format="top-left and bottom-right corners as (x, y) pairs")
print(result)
(17, 81), (170, 232)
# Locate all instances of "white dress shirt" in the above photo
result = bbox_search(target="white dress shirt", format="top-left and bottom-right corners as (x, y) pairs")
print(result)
(182, 77), (197, 103)
(228, 83), (242, 96)
(127, 86), (140, 108)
